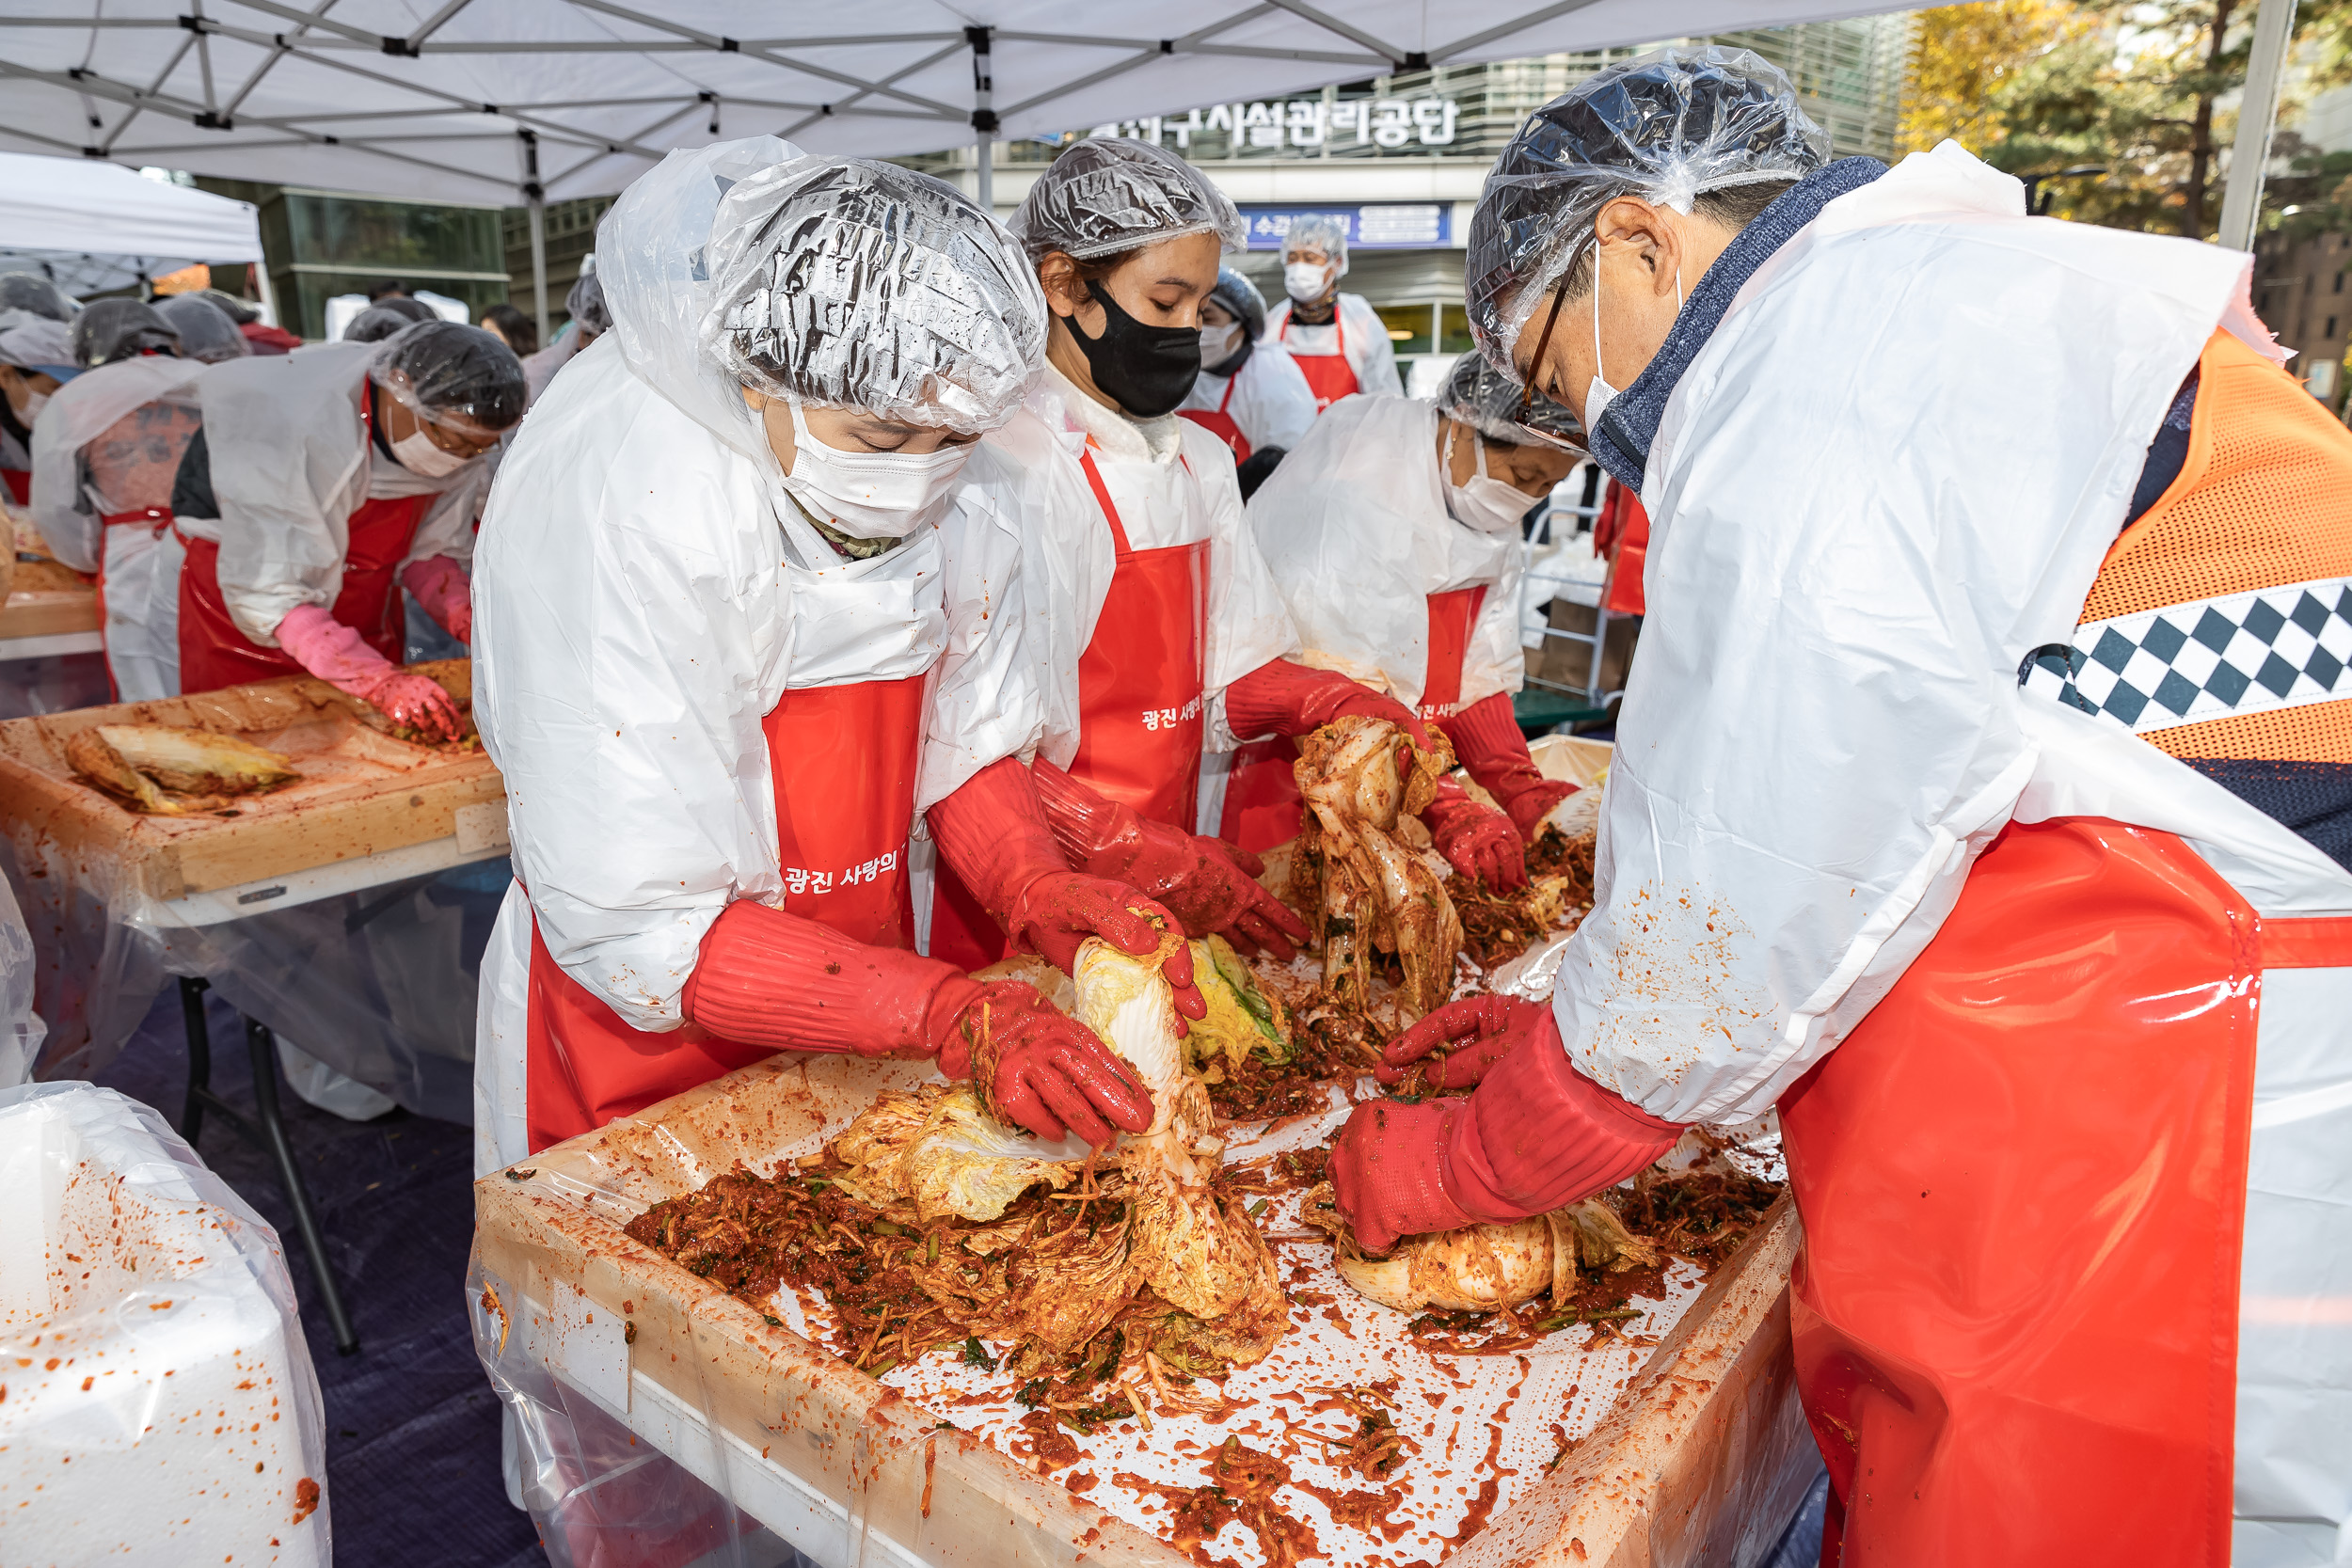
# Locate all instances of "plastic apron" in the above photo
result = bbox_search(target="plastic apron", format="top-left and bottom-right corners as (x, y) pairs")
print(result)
(94, 505), (172, 700)
(521, 673), (927, 1154)
(1217, 585), (1486, 853)
(930, 446), (1211, 970)
(1179, 374), (1250, 462)
(1282, 311), (1360, 412)
(1781, 812), (2352, 1564)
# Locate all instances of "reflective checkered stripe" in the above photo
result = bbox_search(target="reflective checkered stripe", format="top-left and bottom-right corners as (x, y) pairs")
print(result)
(2022, 576), (2352, 733)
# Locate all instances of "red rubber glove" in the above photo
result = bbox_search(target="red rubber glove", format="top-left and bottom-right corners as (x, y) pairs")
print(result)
(274, 603), (462, 739)
(680, 900), (1152, 1144)
(1420, 778), (1528, 891)
(1223, 657), (1439, 752)
(1435, 691), (1576, 840)
(1328, 1001), (1683, 1253)
(926, 758), (1206, 1027)
(1030, 759), (1310, 960)
(1375, 993), (1522, 1089)
(399, 554), (472, 644)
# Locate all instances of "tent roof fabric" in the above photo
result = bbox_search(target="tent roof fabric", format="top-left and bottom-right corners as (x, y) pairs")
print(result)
(0, 2), (1909, 204)
(0, 150), (263, 294)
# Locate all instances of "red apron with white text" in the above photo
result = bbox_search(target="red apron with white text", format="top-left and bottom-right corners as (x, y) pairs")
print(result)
(1179, 374), (1250, 462)
(930, 448), (1210, 971)
(176, 490), (426, 694)
(1282, 311), (1359, 412)
(1219, 586), (1485, 853)
(1776, 816), (2351, 1565)
(522, 673), (926, 1153)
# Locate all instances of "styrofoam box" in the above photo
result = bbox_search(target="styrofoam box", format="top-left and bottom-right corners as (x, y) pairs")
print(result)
(0, 1082), (329, 1565)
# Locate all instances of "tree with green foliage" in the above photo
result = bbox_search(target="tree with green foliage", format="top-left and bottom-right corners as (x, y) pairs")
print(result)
(1902, 0), (2352, 237)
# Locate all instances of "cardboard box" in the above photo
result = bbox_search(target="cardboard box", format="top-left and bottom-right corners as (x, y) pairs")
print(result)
(1535, 598), (1640, 697)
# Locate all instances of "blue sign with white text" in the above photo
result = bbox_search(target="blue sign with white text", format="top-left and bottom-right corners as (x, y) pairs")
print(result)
(1238, 204), (1453, 251)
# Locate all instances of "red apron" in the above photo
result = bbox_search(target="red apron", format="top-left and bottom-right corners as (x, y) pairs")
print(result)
(1218, 586), (1486, 853)
(930, 447), (1211, 971)
(522, 673), (928, 1153)
(1179, 374), (1250, 462)
(1, 468), (27, 506)
(1778, 816), (2351, 1564)
(175, 488), (428, 695)
(1282, 310), (1360, 412)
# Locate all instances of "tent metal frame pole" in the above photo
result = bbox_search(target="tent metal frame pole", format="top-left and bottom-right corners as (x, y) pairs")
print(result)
(969, 25), (995, 214)
(521, 129), (549, 342)
(2217, 0), (2300, 251)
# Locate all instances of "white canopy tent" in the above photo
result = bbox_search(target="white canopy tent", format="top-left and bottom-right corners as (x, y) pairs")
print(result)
(0, 149), (265, 297)
(0, 0), (2301, 313)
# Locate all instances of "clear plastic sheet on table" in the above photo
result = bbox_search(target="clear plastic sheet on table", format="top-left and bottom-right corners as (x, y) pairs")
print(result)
(0, 649), (111, 721)
(0, 850), (44, 1086)
(469, 1051), (1815, 1568)
(10, 822), (508, 1120)
(0, 1080), (331, 1561)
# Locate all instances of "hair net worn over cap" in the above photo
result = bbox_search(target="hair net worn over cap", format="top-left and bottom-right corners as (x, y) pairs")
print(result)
(155, 294), (251, 363)
(1009, 136), (1248, 262)
(0, 273), (73, 323)
(0, 321), (80, 377)
(344, 303), (427, 343)
(1279, 214), (1350, 276)
(1438, 353), (1581, 450)
(1211, 266), (1268, 341)
(193, 287), (260, 325)
(1467, 45), (1830, 374)
(705, 155), (1046, 434)
(566, 256), (611, 336)
(369, 319), (527, 439)
(72, 299), (180, 368)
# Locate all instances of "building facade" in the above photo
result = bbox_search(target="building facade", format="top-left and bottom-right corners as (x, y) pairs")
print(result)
(905, 16), (1915, 392)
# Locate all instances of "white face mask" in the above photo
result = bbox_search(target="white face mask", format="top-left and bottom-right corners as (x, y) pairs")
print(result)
(14, 388), (50, 426)
(1283, 261), (1332, 304)
(1442, 421), (1534, 535)
(390, 424), (469, 478)
(1581, 256), (1682, 439)
(775, 396), (972, 541)
(1199, 322), (1241, 366)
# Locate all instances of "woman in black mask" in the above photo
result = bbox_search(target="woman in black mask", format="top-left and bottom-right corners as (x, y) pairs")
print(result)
(931, 136), (1431, 974)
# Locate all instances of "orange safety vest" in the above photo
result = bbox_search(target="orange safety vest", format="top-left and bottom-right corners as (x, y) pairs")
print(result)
(1787, 327), (2352, 1564)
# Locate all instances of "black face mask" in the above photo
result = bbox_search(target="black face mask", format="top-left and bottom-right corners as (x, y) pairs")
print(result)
(1070, 278), (1200, 420)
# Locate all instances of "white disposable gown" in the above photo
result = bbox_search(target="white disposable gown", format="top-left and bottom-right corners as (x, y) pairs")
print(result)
(183, 341), (488, 647)
(469, 342), (1043, 1176)
(26, 356), (205, 699)
(1264, 292), (1405, 400)
(1245, 392), (1523, 712)
(1551, 141), (2352, 1556)
(1178, 340), (1318, 454)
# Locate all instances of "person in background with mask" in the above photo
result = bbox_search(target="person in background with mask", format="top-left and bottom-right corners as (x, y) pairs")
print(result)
(168, 319), (514, 728)
(1265, 214), (1404, 409)
(1348, 47), (2352, 1562)
(930, 137), (1430, 972)
(472, 141), (1173, 1181)
(478, 302), (538, 357)
(28, 298), (216, 700)
(521, 258), (609, 407)
(1229, 355), (1581, 870)
(343, 295), (437, 342)
(1178, 267), (1315, 479)
(0, 320), (79, 507)
(155, 294), (254, 365)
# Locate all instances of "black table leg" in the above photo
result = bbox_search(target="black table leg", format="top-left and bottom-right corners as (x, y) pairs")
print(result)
(245, 1016), (361, 1356)
(178, 976), (211, 1145)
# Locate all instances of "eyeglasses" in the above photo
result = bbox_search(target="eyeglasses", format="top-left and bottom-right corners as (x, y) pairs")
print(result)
(1516, 281), (1571, 419)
